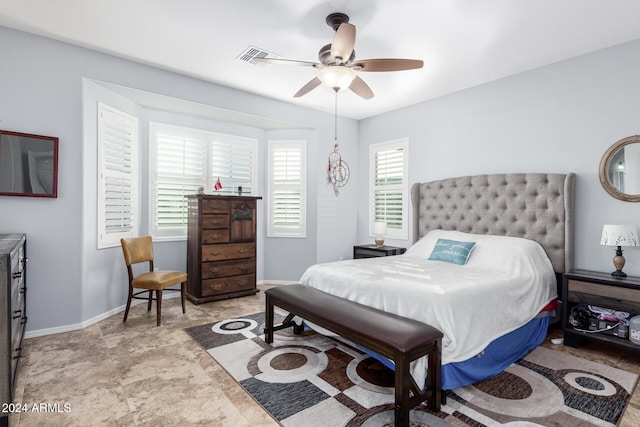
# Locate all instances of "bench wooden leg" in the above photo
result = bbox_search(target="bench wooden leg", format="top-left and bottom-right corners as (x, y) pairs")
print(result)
(428, 340), (442, 411)
(265, 294), (274, 344)
(394, 355), (410, 427)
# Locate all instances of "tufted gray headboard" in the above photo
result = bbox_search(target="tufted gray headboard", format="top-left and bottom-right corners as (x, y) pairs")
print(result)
(411, 173), (575, 274)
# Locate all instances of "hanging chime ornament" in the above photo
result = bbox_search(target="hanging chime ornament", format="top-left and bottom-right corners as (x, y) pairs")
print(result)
(327, 90), (350, 195)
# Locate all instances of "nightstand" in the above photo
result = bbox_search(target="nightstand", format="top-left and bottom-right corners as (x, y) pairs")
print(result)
(562, 269), (640, 351)
(353, 244), (406, 259)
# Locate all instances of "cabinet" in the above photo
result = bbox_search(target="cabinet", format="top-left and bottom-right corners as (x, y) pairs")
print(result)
(0, 234), (27, 425)
(186, 195), (261, 304)
(353, 244), (406, 259)
(562, 269), (640, 351)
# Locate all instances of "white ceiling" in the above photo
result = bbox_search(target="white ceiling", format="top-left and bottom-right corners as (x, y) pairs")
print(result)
(2, 0), (640, 120)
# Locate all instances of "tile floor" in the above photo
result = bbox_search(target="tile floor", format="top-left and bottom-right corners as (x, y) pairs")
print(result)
(9, 285), (640, 426)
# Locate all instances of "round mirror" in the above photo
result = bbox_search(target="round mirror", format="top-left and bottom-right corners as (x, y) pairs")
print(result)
(599, 135), (640, 202)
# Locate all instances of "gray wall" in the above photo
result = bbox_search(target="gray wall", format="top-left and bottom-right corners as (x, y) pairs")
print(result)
(358, 39), (640, 276)
(4, 22), (640, 335)
(0, 26), (358, 334)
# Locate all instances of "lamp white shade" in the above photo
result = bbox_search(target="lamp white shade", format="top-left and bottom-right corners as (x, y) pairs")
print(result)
(373, 221), (387, 236)
(600, 224), (639, 246)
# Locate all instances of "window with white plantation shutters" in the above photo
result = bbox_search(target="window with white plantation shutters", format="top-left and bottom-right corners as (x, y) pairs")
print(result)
(97, 103), (139, 249)
(149, 123), (257, 240)
(268, 140), (306, 238)
(211, 136), (255, 196)
(369, 139), (409, 240)
(150, 124), (208, 239)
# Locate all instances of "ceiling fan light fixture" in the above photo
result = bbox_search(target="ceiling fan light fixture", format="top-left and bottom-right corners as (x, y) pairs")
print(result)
(318, 66), (356, 91)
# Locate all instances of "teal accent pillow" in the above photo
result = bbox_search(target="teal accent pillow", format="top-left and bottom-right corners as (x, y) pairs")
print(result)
(428, 239), (476, 265)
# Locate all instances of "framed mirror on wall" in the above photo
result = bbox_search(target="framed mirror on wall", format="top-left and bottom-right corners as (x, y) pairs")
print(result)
(599, 135), (640, 202)
(0, 130), (59, 198)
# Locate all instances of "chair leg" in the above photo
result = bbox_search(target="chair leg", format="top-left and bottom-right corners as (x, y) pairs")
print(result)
(147, 290), (153, 311)
(156, 289), (162, 326)
(123, 287), (133, 322)
(181, 282), (186, 313)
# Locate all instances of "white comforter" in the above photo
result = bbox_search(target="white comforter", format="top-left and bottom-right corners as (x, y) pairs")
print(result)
(299, 230), (557, 367)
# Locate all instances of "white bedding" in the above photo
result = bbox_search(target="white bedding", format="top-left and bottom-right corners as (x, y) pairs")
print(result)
(299, 230), (557, 368)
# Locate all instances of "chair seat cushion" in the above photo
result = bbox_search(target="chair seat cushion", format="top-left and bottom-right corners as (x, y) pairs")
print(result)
(132, 270), (187, 290)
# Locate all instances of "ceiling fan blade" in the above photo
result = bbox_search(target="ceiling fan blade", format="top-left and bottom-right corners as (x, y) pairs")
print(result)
(253, 57), (321, 68)
(352, 58), (424, 72)
(349, 76), (374, 99)
(330, 23), (356, 64)
(294, 77), (322, 97)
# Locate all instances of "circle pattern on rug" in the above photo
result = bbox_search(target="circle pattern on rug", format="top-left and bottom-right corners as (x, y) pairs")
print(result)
(271, 353), (307, 370)
(211, 318), (258, 335)
(256, 346), (328, 384)
(355, 357), (395, 388)
(346, 354), (394, 394)
(563, 371), (617, 396)
(362, 409), (452, 427)
(474, 370), (533, 400)
(461, 363), (565, 418)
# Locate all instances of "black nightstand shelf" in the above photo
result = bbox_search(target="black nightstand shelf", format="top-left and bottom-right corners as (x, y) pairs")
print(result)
(353, 244), (406, 259)
(562, 269), (640, 352)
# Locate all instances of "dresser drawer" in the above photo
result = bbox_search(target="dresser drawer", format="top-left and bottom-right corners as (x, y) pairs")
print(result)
(10, 314), (24, 386)
(201, 229), (230, 244)
(202, 242), (255, 262)
(201, 258), (256, 279)
(202, 214), (229, 229)
(11, 280), (25, 321)
(202, 199), (230, 213)
(202, 274), (256, 296)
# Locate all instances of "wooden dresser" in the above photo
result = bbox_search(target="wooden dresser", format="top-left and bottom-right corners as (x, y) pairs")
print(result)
(0, 234), (27, 426)
(186, 195), (261, 304)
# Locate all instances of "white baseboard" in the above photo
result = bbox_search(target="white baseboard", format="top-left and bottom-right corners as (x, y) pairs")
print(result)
(24, 292), (181, 339)
(25, 283), (296, 338)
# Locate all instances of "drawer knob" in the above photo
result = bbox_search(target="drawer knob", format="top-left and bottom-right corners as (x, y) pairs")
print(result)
(209, 267), (219, 273)
(12, 309), (21, 320)
(239, 265), (249, 272)
(210, 233), (222, 239)
(238, 248), (249, 254)
(12, 271), (22, 279)
(209, 250), (220, 256)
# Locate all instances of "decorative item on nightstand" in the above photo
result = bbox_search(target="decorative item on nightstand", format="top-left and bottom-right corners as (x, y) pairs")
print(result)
(373, 221), (387, 248)
(600, 224), (639, 277)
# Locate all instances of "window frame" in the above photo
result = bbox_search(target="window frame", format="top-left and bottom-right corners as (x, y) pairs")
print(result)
(148, 122), (258, 241)
(267, 139), (307, 238)
(97, 102), (139, 249)
(368, 138), (409, 241)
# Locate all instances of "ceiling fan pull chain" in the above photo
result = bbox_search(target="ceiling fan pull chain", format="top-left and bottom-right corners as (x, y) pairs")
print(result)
(334, 89), (338, 144)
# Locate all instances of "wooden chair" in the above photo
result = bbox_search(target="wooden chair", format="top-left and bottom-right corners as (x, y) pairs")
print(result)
(120, 236), (187, 326)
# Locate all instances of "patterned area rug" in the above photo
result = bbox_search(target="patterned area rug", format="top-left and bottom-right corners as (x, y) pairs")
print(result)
(186, 312), (638, 426)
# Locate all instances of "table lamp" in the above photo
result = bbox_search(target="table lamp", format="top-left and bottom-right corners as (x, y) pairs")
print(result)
(373, 221), (387, 248)
(600, 224), (639, 277)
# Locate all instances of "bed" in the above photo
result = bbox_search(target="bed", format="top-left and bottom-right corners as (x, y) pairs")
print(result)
(299, 173), (575, 390)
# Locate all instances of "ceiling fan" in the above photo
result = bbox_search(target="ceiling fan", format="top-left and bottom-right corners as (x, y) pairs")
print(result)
(256, 12), (424, 99)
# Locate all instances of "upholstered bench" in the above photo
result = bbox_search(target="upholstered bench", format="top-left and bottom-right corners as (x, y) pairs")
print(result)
(264, 284), (443, 427)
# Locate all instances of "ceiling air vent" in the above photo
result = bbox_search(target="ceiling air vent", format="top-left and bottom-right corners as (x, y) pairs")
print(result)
(237, 46), (280, 65)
